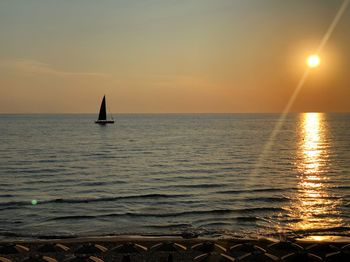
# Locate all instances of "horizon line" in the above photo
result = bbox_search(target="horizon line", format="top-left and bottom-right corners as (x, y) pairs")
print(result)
(0, 111), (349, 115)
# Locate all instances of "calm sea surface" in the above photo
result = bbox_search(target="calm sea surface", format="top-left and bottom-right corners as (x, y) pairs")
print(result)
(0, 113), (349, 240)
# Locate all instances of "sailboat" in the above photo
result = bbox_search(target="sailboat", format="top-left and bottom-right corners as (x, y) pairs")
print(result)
(95, 95), (114, 124)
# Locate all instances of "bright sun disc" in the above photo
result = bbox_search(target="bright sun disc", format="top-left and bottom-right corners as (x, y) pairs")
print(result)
(307, 55), (320, 68)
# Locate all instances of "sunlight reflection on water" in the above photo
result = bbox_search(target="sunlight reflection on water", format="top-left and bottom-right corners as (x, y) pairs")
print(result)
(289, 113), (342, 231)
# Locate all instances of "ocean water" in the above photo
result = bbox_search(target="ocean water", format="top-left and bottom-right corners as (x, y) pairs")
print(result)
(0, 113), (349, 240)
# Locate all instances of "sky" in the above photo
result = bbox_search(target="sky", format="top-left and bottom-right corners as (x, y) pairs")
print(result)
(0, 0), (349, 113)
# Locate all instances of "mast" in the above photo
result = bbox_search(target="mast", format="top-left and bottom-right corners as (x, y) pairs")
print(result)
(98, 95), (107, 121)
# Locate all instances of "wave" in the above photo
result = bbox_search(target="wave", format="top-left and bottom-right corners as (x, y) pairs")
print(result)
(336, 186), (350, 190)
(199, 222), (233, 227)
(6, 168), (66, 174)
(75, 180), (127, 187)
(175, 183), (227, 189)
(244, 196), (290, 202)
(292, 226), (350, 235)
(0, 193), (190, 209)
(0, 194), (14, 198)
(235, 216), (261, 221)
(145, 223), (192, 229)
(216, 187), (296, 195)
(37, 159), (59, 163)
(46, 207), (284, 221)
(0, 231), (79, 240)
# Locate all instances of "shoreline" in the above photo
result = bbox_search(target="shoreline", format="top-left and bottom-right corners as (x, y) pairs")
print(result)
(1, 234), (350, 244)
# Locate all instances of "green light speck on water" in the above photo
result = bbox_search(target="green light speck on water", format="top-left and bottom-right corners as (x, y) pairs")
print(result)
(31, 199), (38, 205)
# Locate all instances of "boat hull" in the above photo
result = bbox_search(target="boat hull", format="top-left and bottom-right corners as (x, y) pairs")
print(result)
(95, 120), (115, 124)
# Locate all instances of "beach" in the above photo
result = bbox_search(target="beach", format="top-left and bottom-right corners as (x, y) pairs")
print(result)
(1, 235), (350, 261)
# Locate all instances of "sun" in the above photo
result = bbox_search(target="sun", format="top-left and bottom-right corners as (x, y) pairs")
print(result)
(307, 54), (320, 68)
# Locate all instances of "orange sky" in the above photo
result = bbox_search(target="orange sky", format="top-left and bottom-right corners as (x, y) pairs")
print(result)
(0, 0), (349, 113)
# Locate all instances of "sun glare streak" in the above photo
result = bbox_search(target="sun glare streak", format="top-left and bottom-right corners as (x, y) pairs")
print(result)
(250, 69), (309, 177)
(317, 0), (350, 53)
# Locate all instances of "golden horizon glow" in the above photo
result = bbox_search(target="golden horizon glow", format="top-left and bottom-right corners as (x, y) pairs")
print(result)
(1, 1), (350, 113)
(307, 54), (320, 68)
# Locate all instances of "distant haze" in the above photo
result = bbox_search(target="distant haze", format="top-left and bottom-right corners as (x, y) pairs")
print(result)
(1, 0), (349, 113)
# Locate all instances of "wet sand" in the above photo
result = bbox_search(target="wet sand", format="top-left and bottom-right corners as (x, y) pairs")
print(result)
(1, 235), (349, 261)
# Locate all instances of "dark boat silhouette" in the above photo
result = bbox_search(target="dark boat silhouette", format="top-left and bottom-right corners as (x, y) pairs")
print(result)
(95, 95), (114, 124)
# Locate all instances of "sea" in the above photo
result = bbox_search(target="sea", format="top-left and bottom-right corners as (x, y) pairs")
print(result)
(0, 113), (349, 240)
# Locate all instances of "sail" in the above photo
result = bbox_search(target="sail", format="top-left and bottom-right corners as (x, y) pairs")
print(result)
(98, 96), (107, 120)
